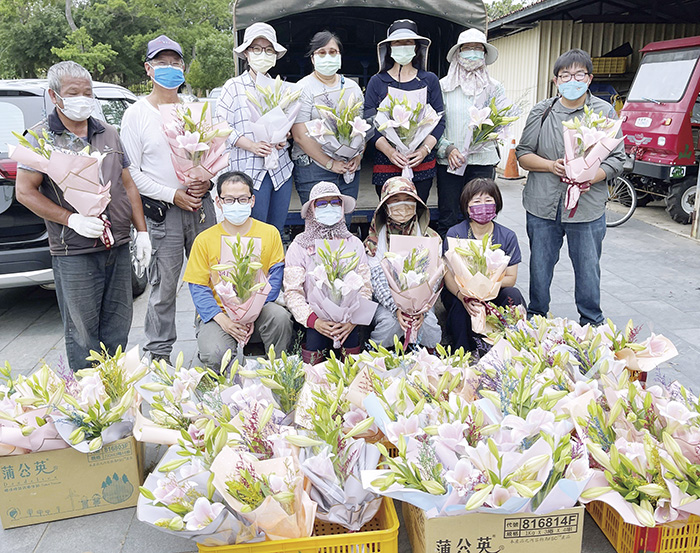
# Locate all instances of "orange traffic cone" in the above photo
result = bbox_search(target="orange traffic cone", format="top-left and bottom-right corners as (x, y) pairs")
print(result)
(503, 138), (521, 180)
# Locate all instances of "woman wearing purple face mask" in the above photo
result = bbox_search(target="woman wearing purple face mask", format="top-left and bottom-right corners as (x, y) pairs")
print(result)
(443, 177), (525, 353)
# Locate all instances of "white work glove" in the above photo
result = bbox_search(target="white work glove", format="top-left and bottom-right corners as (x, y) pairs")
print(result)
(134, 231), (152, 270)
(67, 213), (104, 239)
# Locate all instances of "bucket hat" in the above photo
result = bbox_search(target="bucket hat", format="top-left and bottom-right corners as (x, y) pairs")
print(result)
(301, 181), (356, 219)
(377, 19), (431, 72)
(446, 28), (498, 65)
(234, 22), (287, 60)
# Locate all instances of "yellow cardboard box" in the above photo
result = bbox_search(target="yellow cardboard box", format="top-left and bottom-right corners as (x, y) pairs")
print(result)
(403, 502), (584, 553)
(0, 436), (143, 529)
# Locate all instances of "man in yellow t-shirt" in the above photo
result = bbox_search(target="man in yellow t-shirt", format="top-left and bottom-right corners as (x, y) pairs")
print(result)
(183, 171), (293, 370)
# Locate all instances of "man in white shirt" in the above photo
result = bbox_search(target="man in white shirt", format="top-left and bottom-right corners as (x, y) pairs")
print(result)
(121, 35), (216, 364)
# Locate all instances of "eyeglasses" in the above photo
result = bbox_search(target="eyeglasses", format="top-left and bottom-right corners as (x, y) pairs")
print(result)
(314, 49), (340, 58)
(148, 60), (185, 69)
(248, 45), (276, 55)
(314, 198), (342, 208)
(557, 71), (589, 82)
(220, 196), (252, 205)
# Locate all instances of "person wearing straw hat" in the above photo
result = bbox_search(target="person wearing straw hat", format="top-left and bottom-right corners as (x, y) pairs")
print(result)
(435, 28), (511, 237)
(284, 181), (372, 364)
(364, 176), (442, 349)
(217, 22), (293, 233)
(363, 20), (445, 202)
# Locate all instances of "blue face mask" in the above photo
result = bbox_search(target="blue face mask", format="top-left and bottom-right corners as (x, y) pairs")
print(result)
(558, 80), (588, 101)
(315, 205), (343, 226)
(222, 203), (252, 226)
(152, 66), (185, 89)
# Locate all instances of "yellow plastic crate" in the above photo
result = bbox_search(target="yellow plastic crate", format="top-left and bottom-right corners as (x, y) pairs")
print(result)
(592, 57), (627, 74)
(197, 497), (399, 553)
(587, 501), (700, 553)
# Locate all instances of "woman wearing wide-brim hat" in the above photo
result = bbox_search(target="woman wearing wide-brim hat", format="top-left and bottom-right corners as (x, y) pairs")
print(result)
(284, 181), (372, 363)
(363, 19), (445, 203)
(216, 22), (293, 233)
(435, 28), (512, 237)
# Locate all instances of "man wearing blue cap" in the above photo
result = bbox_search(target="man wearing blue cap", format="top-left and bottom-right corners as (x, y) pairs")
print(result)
(121, 35), (216, 364)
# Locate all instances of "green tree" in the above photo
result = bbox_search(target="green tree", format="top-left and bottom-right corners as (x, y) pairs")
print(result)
(51, 27), (118, 77)
(486, 0), (526, 21)
(186, 33), (236, 94)
(0, 0), (69, 78)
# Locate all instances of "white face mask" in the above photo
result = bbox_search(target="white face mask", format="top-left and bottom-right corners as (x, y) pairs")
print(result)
(247, 51), (277, 74)
(315, 204), (343, 226)
(57, 94), (95, 121)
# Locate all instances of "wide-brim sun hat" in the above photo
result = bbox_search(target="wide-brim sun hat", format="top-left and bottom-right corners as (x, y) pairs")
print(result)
(301, 181), (356, 219)
(377, 19), (431, 72)
(234, 22), (287, 60)
(446, 28), (498, 65)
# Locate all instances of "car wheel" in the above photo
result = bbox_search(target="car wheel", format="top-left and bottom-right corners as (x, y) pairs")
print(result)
(130, 226), (148, 298)
(665, 179), (696, 224)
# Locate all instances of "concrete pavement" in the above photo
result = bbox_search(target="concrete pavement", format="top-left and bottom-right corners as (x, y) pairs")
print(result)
(1, 177), (699, 552)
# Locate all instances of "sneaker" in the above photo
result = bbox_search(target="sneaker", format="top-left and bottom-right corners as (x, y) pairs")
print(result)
(150, 353), (172, 366)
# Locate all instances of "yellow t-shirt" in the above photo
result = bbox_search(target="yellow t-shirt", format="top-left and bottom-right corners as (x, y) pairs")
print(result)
(183, 220), (284, 308)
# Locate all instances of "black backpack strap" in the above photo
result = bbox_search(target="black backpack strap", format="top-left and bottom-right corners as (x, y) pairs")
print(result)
(535, 97), (559, 152)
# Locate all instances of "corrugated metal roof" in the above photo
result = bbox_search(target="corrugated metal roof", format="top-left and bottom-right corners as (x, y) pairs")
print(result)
(489, 0), (700, 38)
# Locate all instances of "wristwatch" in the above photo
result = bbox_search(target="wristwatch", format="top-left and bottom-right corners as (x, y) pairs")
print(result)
(325, 159), (334, 170)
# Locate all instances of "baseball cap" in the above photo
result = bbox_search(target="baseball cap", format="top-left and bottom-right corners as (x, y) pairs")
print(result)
(146, 35), (183, 60)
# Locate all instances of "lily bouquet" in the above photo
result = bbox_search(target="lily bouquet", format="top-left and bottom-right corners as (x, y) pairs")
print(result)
(137, 445), (262, 546)
(444, 234), (511, 335)
(449, 97), (520, 177)
(380, 236), (445, 346)
(306, 89), (370, 184)
(240, 346), (305, 419)
(10, 129), (114, 247)
(52, 345), (146, 452)
(287, 382), (382, 530)
(0, 362), (67, 455)
(374, 87), (442, 179)
(161, 102), (231, 191)
(245, 73), (302, 170)
(562, 105), (623, 217)
(306, 239), (378, 348)
(211, 448), (317, 540)
(211, 234), (271, 349)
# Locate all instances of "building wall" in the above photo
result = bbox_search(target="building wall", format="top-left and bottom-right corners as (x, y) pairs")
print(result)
(489, 20), (700, 164)
(488, 26), (541, 163)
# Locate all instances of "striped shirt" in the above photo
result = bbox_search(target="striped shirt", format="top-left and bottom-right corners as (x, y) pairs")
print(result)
(216, 71), (293, 191)
(436, 79), (507, 167)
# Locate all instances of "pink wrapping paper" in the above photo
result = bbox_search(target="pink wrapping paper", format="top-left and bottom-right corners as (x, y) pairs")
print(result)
(160, 102), (231, 187)
(211, 448), (317, 540)
(561, 121), (623, 216)
(373, 87), (441, 180)
(212, 235), (271, 344)
(380, 236), (445, 345)
(305, 239), (378, 347)
(444, 237), (509, 335)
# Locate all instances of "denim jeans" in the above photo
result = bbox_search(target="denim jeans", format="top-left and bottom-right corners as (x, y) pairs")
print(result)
(293, 160), (360, 226)
(52, 244), (132, 371)
(251, 173), (293, 233)
(305, 326), (360, 352)
(436, 164), (495, 236)
(526, 208), (606, 325)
